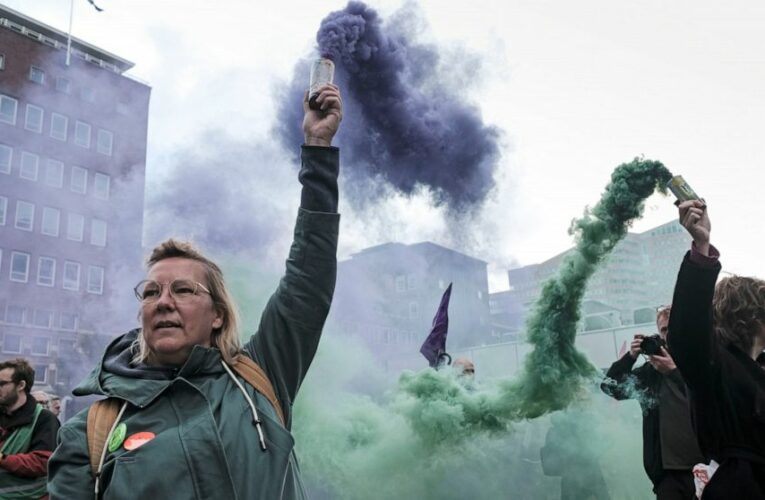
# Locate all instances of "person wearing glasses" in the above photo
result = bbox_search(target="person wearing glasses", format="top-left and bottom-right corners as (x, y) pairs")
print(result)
(0, 359), (60, 499)
(600, 306), (703, 499)
(48, 84), (343, 499)
(667, 200), (765, 499)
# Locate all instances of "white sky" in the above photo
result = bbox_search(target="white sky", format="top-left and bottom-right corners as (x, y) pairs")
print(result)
(7, 0), (764, 291)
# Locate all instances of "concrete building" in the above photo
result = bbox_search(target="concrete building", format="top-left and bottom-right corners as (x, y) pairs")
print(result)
(327, 242), (491, 372)
(490, 220), (690, 340)
(0, 5), (150, 410)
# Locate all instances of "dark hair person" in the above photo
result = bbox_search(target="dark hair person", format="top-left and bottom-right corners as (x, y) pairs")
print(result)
(667, 200), (765, 499)
(47, 84), (343, 499)
(0, 358), (60, 499)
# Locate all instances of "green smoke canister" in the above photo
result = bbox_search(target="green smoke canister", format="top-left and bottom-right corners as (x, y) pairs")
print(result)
(667, 175), (702, 203)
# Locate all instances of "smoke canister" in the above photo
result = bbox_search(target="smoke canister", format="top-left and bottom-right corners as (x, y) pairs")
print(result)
(309, 57), (335, 110)
(667, 175), (702, 204)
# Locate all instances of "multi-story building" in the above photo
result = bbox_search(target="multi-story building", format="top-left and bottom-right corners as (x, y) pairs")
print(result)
(0, 5), (150, 412)
(491, 220), (690, 339)
(328, 242), (491, 372)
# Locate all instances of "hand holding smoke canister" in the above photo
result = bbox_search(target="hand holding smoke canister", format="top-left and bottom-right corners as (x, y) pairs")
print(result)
(309, 57), (335, 110)
(667, 175), (704, 207)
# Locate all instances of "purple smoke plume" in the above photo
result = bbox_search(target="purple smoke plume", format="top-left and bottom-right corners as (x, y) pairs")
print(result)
(276, 1), (501, 211)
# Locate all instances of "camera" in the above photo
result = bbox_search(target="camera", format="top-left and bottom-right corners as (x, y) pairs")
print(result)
(640, 334), (667, 356)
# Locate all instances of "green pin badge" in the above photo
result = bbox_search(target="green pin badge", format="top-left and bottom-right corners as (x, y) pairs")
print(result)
(108, 423), (127, 453)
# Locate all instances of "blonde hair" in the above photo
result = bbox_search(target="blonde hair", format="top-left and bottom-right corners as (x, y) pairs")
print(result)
(133, 239), (242, 365)
(713, 275), (765, 353)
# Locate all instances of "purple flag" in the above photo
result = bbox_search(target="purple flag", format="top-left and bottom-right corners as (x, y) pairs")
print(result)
(420, 283), (453, 367)
(87, 0), (104, 12)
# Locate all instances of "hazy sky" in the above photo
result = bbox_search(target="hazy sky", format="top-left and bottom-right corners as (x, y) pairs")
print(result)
(6, 0), (764, 290)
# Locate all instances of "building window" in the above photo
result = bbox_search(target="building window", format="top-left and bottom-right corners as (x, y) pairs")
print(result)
(45, 159), (64, 187)
(395, 275), (406, 293)
(55, 77), (71, 93)
(0, 53), (4, 70)
(87, 265), (104, 294)
(19, 151), (39, 180)
(63, 261), (80, 290)
(37, 257), (56, 287)
(96, 129), (113, 156)
(74, 121), (91, 148)
(70, 166), (87, 194)
(0, 95), (18, 124)
(41, 207), (60, 237)
(59, 313), (78, 331)
(0, 196), (6, 225)
(66, 213), (84, 241)
(29, 66), (45, 84)
(90, 219), (107, 246)
(31, 337), (49, 356)
(407, 274), (417, 290)
(50, 112), (68, 141)
(93, 173), (110, 200)
(32, 310), (53, 328)
(24, 104), (43, 133)
(34, 365), (48, 384)
(409, 302), (419, 319)
(3, 334), (22, 354)
(15, 200), (35, 231)
(0, 144), (11, 174)
(5, 305), (25, 325)
(10, 252), (31, 282)
(81, 87), (95, 103)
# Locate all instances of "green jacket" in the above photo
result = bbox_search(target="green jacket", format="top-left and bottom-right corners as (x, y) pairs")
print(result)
(48, 146), (339, 499)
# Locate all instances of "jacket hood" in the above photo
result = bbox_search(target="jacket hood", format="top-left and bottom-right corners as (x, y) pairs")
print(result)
(73, 328), (228, 407)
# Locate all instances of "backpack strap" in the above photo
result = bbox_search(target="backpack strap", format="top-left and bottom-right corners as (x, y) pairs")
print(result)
(231, 354), (285, 426)
(86, 398), (123, 479)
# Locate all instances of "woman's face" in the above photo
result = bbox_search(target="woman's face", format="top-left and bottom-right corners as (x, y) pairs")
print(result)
(140, 257), (223, 366)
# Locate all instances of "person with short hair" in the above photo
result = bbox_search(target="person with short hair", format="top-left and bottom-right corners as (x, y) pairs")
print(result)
(30, 392), (49, 410)
(0, 359), (60, 499)
(47, 84), (343, 499)
(601, 307), (703, 499)
(46, 397), (60, 419)
(452, 357), (475, 376)
(668, 200), (765, 499)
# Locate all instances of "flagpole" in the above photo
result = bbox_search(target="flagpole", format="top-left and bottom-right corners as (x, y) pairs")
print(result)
(65, 0), (74, 66)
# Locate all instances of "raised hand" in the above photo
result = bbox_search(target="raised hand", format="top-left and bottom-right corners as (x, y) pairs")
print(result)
(303, 84), (343, 147)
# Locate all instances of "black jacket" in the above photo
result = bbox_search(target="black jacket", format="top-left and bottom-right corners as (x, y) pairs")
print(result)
(601, 353), (666, 486)
(667, 251), (765, 499)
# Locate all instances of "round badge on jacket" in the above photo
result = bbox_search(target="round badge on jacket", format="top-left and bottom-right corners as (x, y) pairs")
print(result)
(123, 431), (156, 451)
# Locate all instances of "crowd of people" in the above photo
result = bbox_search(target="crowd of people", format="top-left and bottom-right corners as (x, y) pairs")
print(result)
(600, 200), (765, 499)
(1, 80), (763, 500)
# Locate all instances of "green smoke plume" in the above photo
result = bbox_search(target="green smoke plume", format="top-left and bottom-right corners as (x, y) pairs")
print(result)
(227, 158), (672, 498)
(510, 158), (672, 417)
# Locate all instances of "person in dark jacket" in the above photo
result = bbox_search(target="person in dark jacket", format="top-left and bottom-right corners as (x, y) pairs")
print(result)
(668, 200), (765, 499)
(0, 358), (60, 499)
(601, 308), (703, 499)
(540, 409), (611, 500)
(47, 84), (343, 499)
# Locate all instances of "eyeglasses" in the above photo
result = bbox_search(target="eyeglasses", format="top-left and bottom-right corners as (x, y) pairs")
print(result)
(134, 279), (212, 303)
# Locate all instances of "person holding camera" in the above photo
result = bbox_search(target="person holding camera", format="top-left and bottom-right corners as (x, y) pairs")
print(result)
(601, 307), (703, 499)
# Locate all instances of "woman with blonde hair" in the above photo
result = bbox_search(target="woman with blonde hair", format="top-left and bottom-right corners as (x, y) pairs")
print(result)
(48, 84), (343, 499)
